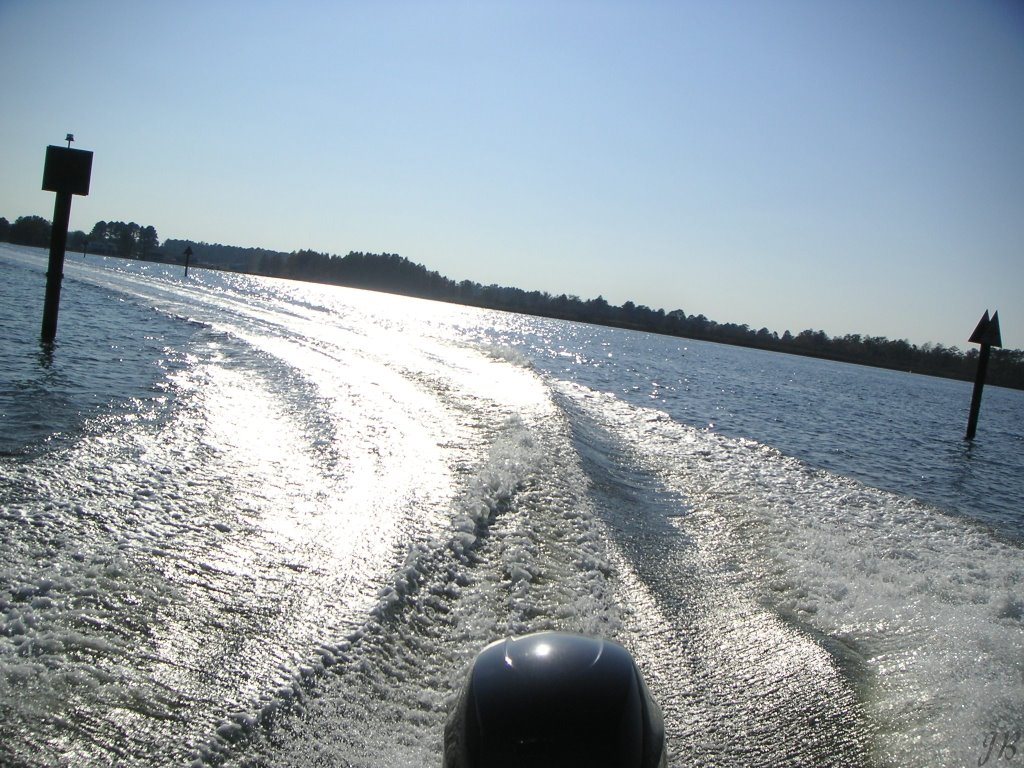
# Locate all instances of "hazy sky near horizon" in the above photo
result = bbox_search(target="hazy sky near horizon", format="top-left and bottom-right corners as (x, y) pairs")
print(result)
(2, 0), (1022, 349)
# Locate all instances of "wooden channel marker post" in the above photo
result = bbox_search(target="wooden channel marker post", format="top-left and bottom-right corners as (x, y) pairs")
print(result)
(40, 134), (93, 344)
(965, 309), (1002, 441)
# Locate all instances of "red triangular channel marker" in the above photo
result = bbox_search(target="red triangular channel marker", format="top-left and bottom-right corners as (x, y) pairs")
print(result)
(982, 311), (1003, 347)
(968, 310), (1002, 348)
(968, 310), (990, 344)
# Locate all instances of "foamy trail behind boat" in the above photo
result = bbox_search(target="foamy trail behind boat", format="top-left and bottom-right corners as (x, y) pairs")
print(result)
(553, 379), (1023, 767)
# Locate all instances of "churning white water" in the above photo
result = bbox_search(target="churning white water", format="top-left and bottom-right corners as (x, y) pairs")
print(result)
(1, 244), (1021, 767)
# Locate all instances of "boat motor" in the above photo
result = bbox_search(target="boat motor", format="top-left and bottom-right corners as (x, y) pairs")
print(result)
(444, 631), (667, 767)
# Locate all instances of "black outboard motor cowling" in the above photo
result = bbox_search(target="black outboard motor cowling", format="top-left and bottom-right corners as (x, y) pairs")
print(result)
(444, 631), (667, 768)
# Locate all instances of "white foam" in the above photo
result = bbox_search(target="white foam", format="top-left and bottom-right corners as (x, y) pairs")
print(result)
(206, 385), (628, 766)
(557, 379), (1024, 767)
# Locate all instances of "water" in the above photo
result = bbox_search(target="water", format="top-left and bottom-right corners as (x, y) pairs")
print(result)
(1, 243), (1021, 767)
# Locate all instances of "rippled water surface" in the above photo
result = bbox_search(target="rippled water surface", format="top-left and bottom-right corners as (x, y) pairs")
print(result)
(1, 244), (1021, 767)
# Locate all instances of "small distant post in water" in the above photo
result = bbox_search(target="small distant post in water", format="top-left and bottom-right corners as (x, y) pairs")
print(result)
(183, 245), (193, 278)
(965, 309), (1002, 441)
(40, 134), (94, 343)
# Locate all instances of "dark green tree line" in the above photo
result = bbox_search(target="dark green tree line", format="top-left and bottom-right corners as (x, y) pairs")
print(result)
(0, 214), (159, 259)
(5, 215), (52, 247)
(167, 238), (1024, 390)
(4, 212), (1022, 389)
(87, 221), (159, 259)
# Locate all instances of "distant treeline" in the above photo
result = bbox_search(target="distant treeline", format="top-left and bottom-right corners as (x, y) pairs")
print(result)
(163, 238), (1024, 390)
(0, 214), (159, 259)
(4, 212), (1022, 389)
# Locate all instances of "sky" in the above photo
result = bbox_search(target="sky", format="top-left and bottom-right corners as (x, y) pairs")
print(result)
(2, 0), (1022, 350)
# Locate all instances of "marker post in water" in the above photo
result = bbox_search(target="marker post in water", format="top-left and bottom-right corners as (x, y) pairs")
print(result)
(965, 310), (1002, 441)
(40, 134), (93, 344)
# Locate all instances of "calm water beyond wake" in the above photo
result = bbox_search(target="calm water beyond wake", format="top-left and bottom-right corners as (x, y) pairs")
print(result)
(1, 243), (1022, 767)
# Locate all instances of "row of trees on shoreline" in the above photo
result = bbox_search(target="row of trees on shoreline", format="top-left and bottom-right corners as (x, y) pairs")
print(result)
(0, 215), (159, 259)
(4, 213), (1022, 389)
(158, 239), (1024, 390)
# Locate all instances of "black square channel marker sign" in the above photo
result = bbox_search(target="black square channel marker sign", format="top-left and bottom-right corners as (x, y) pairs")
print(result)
(42, 145), (93, 196)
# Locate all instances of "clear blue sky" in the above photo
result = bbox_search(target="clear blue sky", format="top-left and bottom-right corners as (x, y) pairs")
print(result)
(2, 0), (1022, 349)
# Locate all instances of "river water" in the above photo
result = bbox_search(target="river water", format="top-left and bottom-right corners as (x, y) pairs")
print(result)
(1, 243), (1021, 767)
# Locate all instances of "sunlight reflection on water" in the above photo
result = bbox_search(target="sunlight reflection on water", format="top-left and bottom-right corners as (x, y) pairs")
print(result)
(1, 248), (1020, 768)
